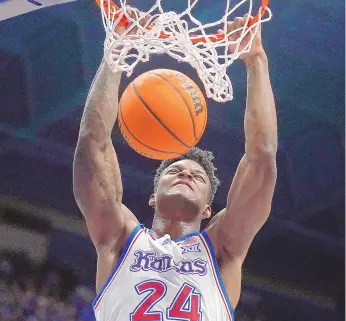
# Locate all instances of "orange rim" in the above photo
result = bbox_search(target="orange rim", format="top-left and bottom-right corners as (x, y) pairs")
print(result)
(96, 0), (128, 26)
(96, 0), (269, 43)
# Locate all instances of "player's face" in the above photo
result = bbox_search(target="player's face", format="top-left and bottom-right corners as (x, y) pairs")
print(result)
(150, 159), (212, 220)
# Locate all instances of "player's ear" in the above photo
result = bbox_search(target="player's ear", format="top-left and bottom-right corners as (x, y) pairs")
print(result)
(202, 204), (212, 219)
(148, 194), (156, 208)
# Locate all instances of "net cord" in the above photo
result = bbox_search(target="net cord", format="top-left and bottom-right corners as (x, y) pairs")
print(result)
(97, 0), (272, 102)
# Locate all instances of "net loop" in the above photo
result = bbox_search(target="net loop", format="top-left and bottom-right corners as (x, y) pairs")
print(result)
(98, 0), (272, 102)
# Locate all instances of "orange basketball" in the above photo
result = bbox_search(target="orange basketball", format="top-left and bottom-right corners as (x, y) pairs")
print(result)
(118, 69), (207, 160)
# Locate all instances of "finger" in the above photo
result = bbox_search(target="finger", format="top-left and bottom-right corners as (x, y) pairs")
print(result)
(141, 13), (152, 27)
(123, 7), (151, 31)
(243, 14), (256, 28)
(234, 17), (243, 31)
(243, 14), (253, 21)
(226, 21), (235, 33)
(227, 18), (243, 41)
(226, 22), (238, 41)
(125, 6), (140, 20)
(130, 9), (151, 28)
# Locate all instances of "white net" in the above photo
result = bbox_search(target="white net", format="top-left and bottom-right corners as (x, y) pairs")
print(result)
(100, 0), (272, 102)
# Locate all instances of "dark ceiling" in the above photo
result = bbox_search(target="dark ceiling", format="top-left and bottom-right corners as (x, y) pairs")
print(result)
(0, 0), (344, 306)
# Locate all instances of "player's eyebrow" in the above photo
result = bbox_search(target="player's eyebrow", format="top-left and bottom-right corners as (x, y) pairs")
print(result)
(167, 164), (178, 169)
(168, 164), (206, 175)
(193, 169), (206, 175)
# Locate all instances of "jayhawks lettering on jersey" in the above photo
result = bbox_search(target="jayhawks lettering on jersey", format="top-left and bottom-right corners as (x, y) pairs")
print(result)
(93, 224), (234, 321)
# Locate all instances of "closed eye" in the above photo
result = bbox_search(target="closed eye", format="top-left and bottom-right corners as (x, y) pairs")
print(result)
(194, 174), (205, 182)
(167, 169), (179, 174)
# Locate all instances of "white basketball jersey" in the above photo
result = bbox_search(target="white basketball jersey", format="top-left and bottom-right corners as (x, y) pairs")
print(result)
(93, 224), (234, 321)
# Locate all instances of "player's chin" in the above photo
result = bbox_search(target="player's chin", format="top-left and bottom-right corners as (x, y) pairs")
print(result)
(160, 190), (201, 216)
(165, 187), (196, 203)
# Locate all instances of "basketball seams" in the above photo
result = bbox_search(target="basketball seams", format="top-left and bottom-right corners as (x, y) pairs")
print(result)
(118, 69), (207, 160)
(148, 71), (198, 141)
(118, 100), (185, 158)
(132, 82), (193, 149)
(199, 97), (208, 141)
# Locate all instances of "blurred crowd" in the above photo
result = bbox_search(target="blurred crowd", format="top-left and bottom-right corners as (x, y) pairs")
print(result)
(0, 252), (95, 321)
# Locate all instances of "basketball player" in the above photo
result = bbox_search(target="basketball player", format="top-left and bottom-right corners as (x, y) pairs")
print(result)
(73, 9), (277, 321)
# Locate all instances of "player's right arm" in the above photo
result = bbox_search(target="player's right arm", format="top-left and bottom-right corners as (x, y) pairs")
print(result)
(73, 60), (139, 291)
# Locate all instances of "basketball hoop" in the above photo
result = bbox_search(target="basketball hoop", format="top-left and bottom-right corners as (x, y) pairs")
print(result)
(96, 0), (272, 102)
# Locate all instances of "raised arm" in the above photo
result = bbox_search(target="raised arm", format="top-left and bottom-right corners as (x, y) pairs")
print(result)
(74, 9), (153, 291)
(74, 59), (139, 292)
(208, 17), (277, 261)
(205, 17), (277, 308)
(73, 60), (138, 252)
(218, 51), (277, 258)
(73, 8), (150, 255)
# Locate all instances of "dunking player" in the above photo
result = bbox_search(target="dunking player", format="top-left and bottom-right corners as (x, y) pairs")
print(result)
(73, 9), (277, 321)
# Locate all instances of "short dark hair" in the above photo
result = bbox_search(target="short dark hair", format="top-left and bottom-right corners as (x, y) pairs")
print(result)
(153, 147), (220, 203)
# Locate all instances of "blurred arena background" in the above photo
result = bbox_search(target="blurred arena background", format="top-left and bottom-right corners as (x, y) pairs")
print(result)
(0, 0), (344, 320)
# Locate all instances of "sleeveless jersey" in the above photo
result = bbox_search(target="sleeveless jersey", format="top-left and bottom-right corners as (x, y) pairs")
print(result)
(93, 224), (234, 321)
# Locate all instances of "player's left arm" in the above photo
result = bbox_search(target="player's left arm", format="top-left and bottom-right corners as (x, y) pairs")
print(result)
(208, 17), (277, 263)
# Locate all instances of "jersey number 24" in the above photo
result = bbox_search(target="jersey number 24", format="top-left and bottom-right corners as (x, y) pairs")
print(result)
(130, 280), (202, 321)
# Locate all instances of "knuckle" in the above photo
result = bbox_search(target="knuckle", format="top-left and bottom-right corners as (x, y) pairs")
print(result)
(227, 22), (235, 30)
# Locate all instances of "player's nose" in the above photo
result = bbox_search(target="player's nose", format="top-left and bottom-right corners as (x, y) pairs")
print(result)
(178, 169), (193, 180)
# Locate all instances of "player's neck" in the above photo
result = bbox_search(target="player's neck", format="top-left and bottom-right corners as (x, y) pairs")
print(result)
(151, 215), (201, 240)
